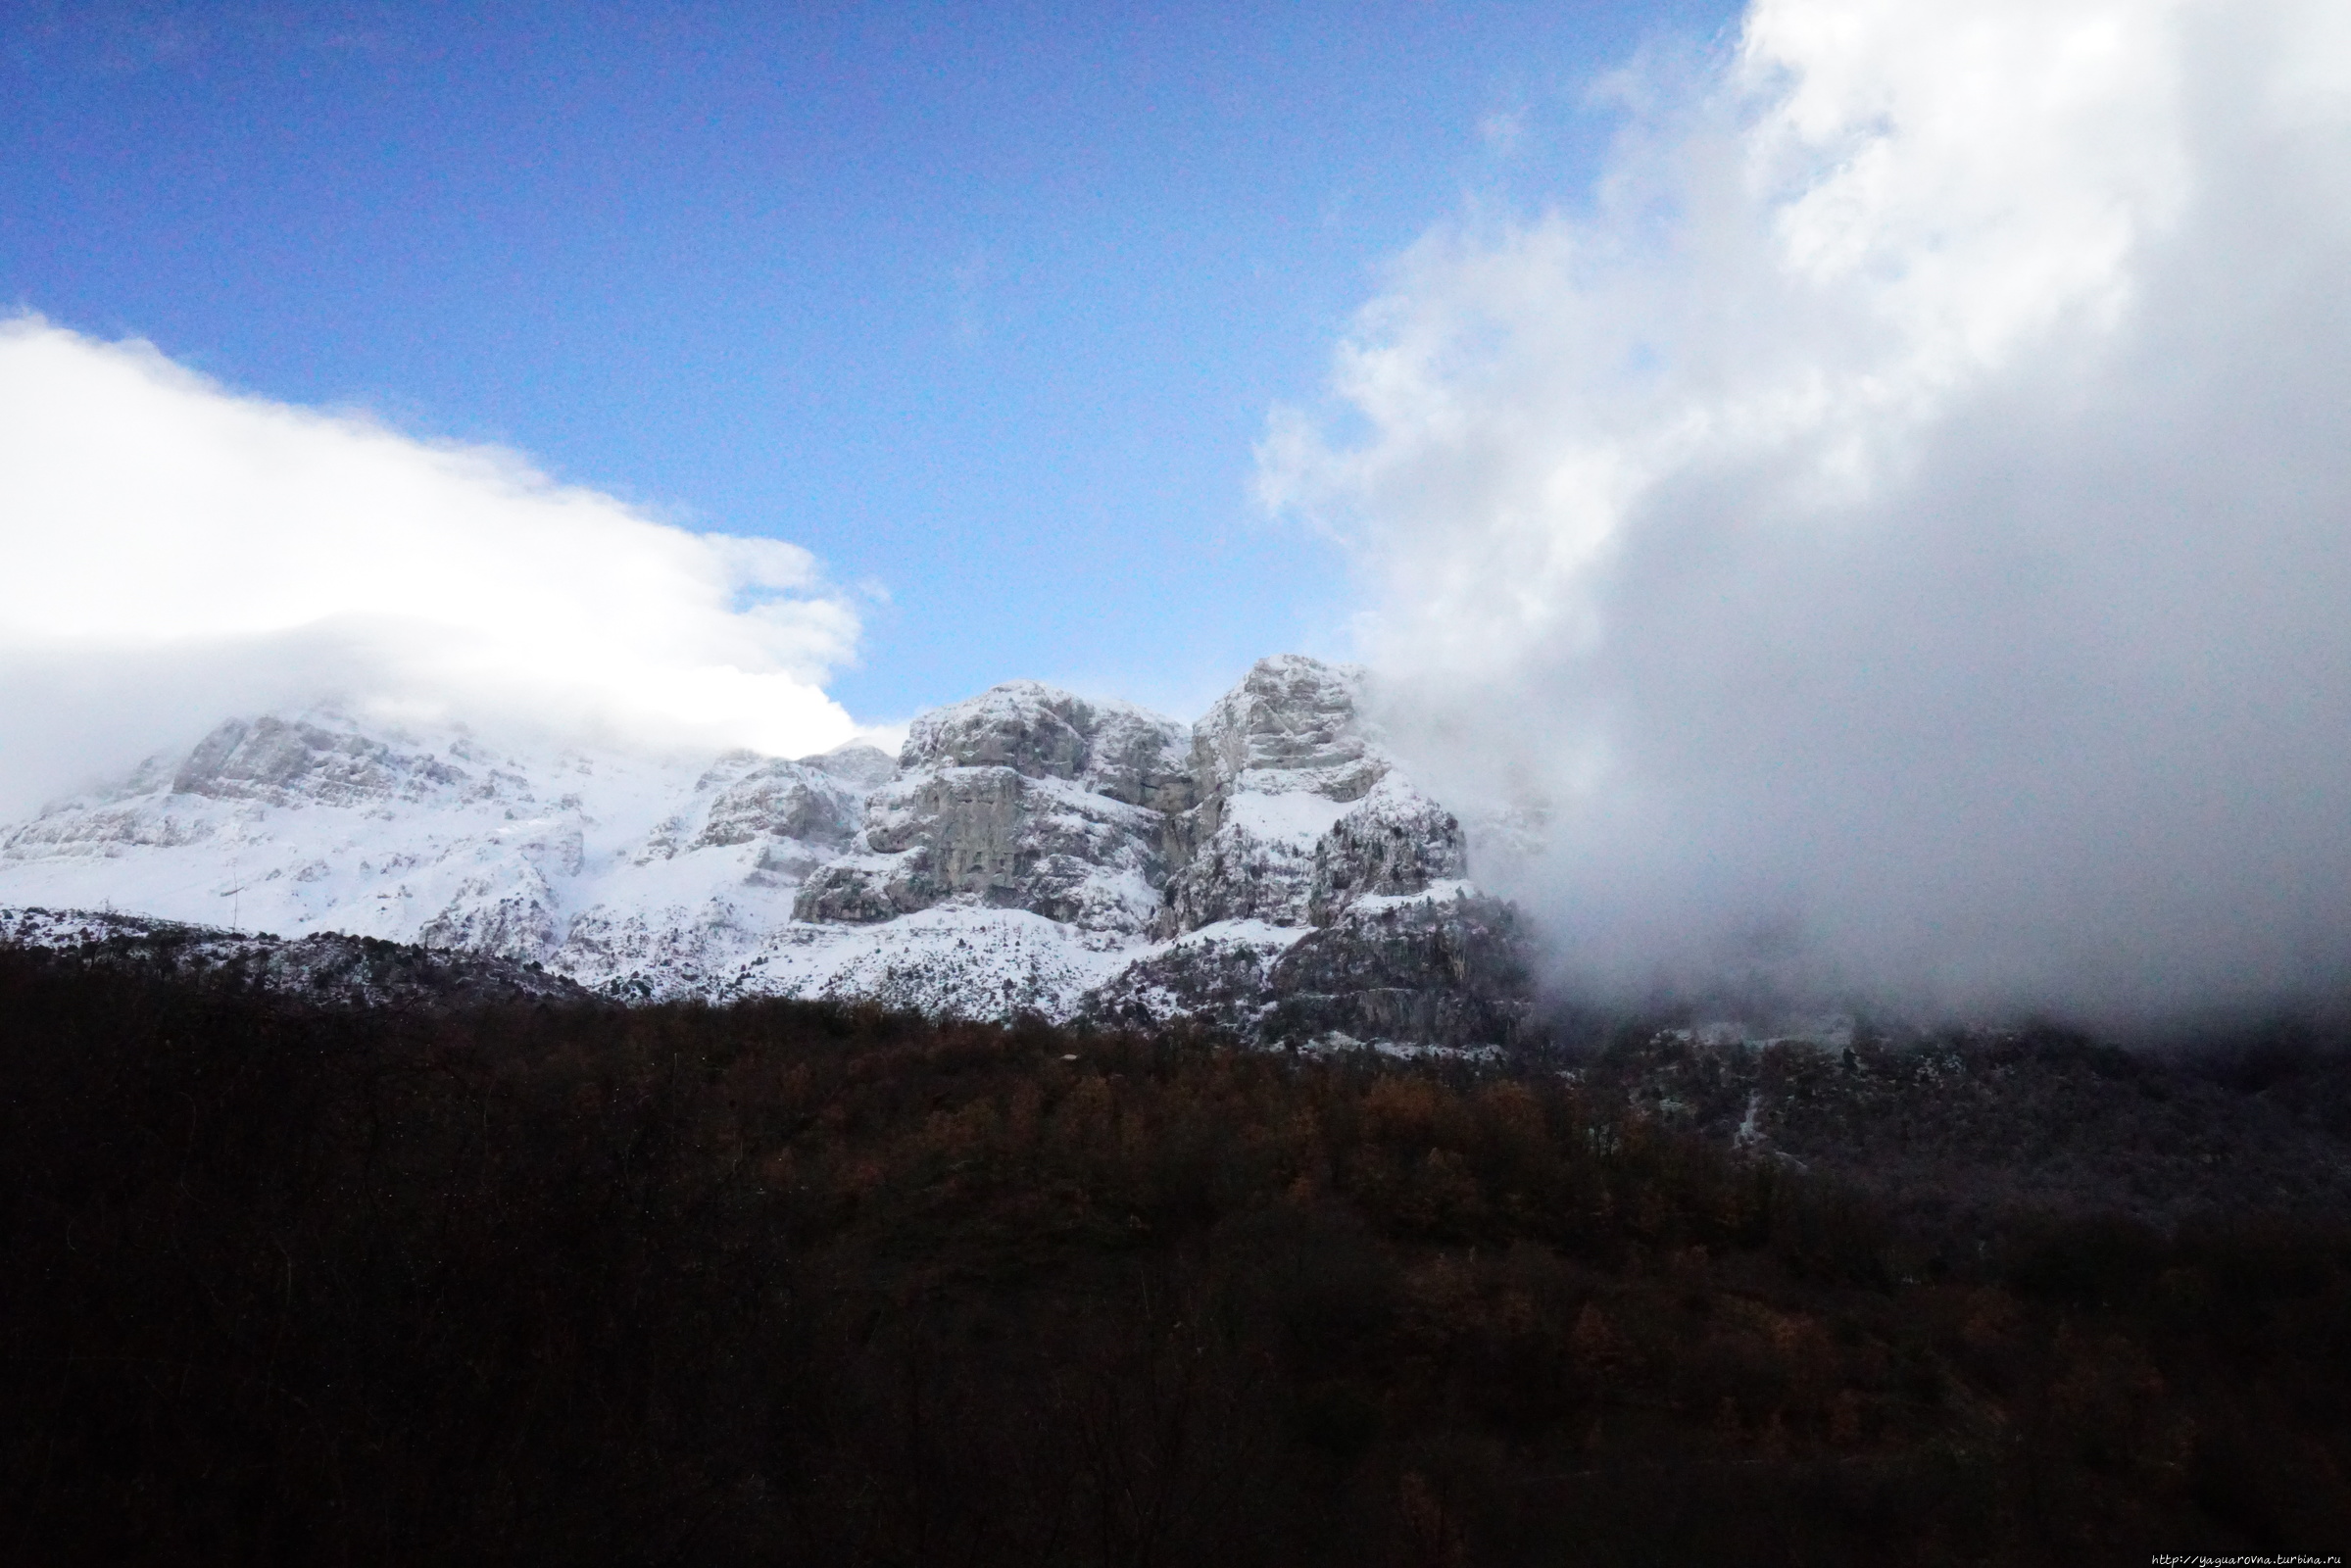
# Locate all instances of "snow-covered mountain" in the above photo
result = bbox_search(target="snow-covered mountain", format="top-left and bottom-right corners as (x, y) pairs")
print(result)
(0, 656), (1530, 1046)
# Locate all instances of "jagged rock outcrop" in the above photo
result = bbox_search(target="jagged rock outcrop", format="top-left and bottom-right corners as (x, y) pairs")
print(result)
(1262, 892), (1531, 1049)
(794, 683), (1182, 933)
(900, 681), (1194, 810)
(1189, 654), (1385, 798)
(1157, 657), (1384, 933)
(1306, 776), (1470, 925)
(1075, 923), (1306, 1037)
(632, 752), (866, 865)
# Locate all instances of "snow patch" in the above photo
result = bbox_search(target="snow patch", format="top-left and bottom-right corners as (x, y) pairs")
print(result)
(1220, 789), (1352, 849)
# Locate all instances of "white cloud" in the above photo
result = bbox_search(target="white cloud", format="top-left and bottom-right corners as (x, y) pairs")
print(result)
(0, 317), (864, 815)
(1270, 0), (2351, 1022)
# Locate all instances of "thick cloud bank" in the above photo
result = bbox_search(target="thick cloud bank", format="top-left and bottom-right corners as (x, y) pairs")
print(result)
(1270, 0), (2351, 1020)
(0, 318), (861, 817)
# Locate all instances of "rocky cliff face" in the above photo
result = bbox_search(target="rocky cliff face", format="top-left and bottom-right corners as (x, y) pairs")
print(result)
(1159, 656), (1391, 933)
(1306, 777), (1470, 924)
(0, 658), (1529, 1048)
(793, 683), (1185, 933)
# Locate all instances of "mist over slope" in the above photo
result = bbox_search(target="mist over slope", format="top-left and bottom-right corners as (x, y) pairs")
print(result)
(1275, 0), (2351, 1024)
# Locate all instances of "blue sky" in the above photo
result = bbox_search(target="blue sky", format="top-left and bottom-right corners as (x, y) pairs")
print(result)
(1, 0), (1735, 722)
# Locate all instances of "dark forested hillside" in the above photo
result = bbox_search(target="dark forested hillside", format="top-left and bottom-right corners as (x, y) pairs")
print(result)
(1, 949), (2346, 1564)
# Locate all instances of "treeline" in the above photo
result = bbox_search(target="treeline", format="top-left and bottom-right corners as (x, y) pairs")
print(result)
(0, 949), (2344, 1564)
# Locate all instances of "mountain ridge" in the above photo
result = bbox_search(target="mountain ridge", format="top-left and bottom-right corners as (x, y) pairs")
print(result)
(0, 655), (1530, 1047)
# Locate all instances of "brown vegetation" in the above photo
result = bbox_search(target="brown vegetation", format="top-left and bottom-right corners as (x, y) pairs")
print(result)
(0, 948), (2344, 1564)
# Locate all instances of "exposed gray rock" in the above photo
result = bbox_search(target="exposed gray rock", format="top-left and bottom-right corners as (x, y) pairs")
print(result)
(794, 683), (1190, 934)
(170, 717), (477, 807)
(864, 766), (1027, 866)
(1081, 707), (1198, 812)
(791, 854), (920, 925)
(691, 760), (862, 851)
(786, 658), (1531, 1046)
(1076, 925), (1303, 1037)
(1158, 656), (1394, 936)
(900, 681), (1193, 809)
(1157, 802), (1346, 933)
(800, 742), (899, 790)
(1187, 654), (1383, 801)
(1075, 886), (1534, 1054)
(796, 762), (1167, 932)
(1307, 776), (1469, 925)
(1261, 892), (1532, 1050)
(418, 887), (563, 964)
